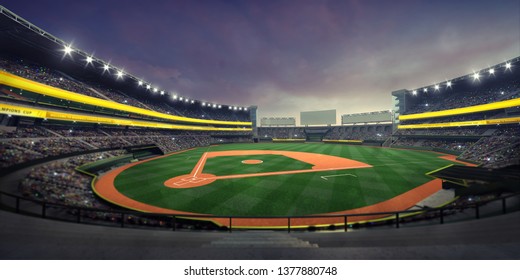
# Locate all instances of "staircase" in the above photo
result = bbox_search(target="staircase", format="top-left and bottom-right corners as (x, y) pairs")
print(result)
(205, 232), (318, 248)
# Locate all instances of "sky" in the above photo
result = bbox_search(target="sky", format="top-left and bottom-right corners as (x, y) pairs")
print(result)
(1, 0), (519, 124)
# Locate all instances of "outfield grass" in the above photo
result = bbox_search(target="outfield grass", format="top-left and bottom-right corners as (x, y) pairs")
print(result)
(113, 143), (461, 216)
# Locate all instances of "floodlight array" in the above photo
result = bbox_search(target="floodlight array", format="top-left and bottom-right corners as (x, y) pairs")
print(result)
(408, 60), (515, 96)
(56, 41), (250, 112)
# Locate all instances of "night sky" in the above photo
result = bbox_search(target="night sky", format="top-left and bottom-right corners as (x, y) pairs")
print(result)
(2, 0), (519, 123)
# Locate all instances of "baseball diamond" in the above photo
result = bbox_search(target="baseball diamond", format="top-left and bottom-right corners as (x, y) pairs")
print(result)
(93, 142), (473, 228)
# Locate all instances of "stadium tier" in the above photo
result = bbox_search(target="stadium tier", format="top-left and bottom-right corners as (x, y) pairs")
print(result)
(390, 57), (520, 168)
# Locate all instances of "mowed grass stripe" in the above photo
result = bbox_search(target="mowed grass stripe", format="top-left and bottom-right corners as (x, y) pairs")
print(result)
(111, 143), (461, 216)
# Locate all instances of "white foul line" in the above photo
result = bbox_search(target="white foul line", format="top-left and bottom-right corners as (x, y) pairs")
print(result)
(191, 152), (207, 177)
(320, 174), (358, 180)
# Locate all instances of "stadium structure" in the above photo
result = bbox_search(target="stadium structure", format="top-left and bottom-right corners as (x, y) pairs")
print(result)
(0, 5), (519, 259)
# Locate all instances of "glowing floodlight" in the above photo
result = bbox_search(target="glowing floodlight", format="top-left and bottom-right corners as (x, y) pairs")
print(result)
(473, 72), (480, 80)
(160, 90), (165, 95)
(505, 62), (511, 69)
(103, 64), (110, 71)
(423, 88), (428, 93)
(63, 45), (73, 55)
(489, 68), (495, 74)
(212, 104), (216, 108)
(218, 105), (222, 109)
(86, 56), (93, 64)
(412, 90), (417, 95)
(173, 95), (178, 100)
(233, 106), (237, 110)
(153, 88), (158, 93)
(138, 81), (143, 86)
(244, 107), (248, 111)
(116, 70), (124, 78)
(446, 81), (452, 87)
(202, 102), (206, 106)
(146, 84), (151, 90)
(434, 84), (440, 90)
(191, 100), (195, 104)
(179, 97), (183, 101)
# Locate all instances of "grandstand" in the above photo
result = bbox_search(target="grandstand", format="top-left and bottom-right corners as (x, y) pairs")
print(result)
(391, 57), (520, 168)
(0, 4), (519, 260)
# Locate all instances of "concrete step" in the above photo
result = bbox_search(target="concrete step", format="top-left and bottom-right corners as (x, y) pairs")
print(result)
(205, 232), (319, 248)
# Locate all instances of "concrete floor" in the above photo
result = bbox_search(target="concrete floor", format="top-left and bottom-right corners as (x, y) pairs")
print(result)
(1, 209), (519, 259)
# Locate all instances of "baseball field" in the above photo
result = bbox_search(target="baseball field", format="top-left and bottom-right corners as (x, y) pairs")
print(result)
(94, 143), (470, 227)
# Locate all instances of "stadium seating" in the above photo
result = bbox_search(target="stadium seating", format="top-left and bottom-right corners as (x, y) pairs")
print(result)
(405, 79), (520, 114)
(0, 55), (251, 122)
(257, 127), (306, 139)
(0, 125), (218, 168)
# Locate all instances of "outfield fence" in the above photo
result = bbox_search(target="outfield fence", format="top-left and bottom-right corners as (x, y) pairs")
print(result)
(1, 190), (519, 232)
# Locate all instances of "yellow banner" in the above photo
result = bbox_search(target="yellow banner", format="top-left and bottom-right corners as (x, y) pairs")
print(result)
(398, 116), (520, 129)
(399, 98), (520, 120)
(272, 138), (306, 142)
(0, 70), (252, 127)
(0, 102), (252, 132)
(323, 139), (363, 143)
(0, 103), (47, 118)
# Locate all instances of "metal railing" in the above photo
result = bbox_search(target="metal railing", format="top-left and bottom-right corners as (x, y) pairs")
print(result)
(1, 190), (519, 233)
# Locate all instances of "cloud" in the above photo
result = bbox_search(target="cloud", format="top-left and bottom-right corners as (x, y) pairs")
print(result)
(1, 0), (519, 123)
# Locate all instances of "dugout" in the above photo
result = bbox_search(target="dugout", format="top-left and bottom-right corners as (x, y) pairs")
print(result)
(428, 165), (520, 196)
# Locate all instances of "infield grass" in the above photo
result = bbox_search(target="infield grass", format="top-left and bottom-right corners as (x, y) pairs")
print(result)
(202, 154), (313, 176)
